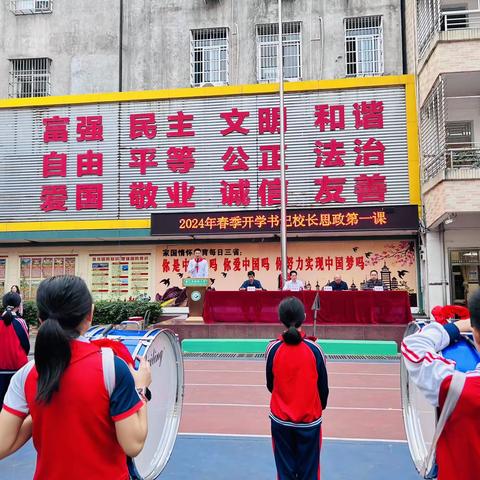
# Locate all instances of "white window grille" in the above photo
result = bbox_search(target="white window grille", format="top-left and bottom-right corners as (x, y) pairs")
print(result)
(345, 16), (384, 77)
(446, 121), (472, 149)
(10, 0), (52, 15)
(190, 28), (229, 86)
(256, 22), (302, 83)
(9, 58), (52, 98)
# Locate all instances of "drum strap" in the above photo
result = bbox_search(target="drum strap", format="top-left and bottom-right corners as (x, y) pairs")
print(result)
(422, 371), (466, 479)
(101, 347), (115, 396)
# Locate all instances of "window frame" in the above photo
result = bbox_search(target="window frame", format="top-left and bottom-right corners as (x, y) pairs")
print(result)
(9, 58), (52, 98)
(344, 16), (384, 78)
(190, 27), (229, 87)
(256, 21), (302, 83)
(10, 0), (53, 15)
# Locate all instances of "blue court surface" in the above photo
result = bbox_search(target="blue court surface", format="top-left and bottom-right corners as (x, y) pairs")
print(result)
(0, 434), (419, 479)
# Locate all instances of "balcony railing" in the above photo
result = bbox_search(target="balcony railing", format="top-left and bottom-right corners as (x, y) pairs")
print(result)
(10, 0), (52, 15)
(424, 145), (480, 182)
(442, 9), (480, 31)
(447, 146), (480, 168)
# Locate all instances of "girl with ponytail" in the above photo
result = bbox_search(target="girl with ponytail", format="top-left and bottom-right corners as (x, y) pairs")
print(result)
(266, 296), (329, 479)
(0, 292), (29, 408)
(0, 275), (152, 480)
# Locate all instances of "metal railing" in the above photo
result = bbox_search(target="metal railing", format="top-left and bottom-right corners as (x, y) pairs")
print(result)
(423, 145), (480, 182)
(447, 145), (480, 168)
(442, 9), (480, 31)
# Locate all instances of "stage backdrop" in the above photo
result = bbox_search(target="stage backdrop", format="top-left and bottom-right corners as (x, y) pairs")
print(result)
(155, 239), (417, 301)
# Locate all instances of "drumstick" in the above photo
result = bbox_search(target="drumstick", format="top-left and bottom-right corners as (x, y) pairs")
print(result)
(102, 324), (114, 337)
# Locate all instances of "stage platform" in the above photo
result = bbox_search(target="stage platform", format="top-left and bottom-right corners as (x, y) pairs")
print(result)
(154, 318), (411, 348)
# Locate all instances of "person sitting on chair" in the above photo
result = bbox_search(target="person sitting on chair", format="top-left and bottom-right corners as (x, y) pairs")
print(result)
(328, 274), (348, 291)
(363, 270), (386, 290)
(283, 271), (304, 292)
(239, 271), (263, 291)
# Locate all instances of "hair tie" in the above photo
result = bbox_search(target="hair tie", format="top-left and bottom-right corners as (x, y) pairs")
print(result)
(6, 306), (13, 311)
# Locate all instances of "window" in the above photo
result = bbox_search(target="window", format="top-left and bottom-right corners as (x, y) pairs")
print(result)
(446, 121), (473, 149)
(20, 256), (76, 301)
(191, 28), (228, 86)
(9, 58), (51, 98)
(10, 0), (52, 15)
(345, 16), (384, 77)
(256, 22), (302, 83)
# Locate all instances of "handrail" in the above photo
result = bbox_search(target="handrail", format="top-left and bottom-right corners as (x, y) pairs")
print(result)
(442, 9), (480, 31)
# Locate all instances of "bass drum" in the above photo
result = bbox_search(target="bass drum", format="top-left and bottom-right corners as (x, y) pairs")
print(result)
(401, 320), (480, 478)
(86, 326), (184, 480)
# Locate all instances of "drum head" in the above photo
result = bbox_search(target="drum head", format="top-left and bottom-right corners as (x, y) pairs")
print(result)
(133, 329), (184, 480)
(401, 322), (437, 475)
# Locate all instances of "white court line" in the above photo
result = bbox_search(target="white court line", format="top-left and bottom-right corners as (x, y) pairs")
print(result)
(183, 402), (401, 411)
(186, 383), (399, 391)
(178, 432), (407, 443)
(185, 369), (398, 376)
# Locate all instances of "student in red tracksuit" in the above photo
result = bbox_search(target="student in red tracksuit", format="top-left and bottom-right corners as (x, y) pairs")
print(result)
(266, 296), (329, 480)
(401, 288), (480, 480)
(0, 275), (152, 480)
(0, 292), (29, 408)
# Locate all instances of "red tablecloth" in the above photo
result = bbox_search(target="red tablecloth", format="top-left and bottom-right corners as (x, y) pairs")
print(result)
(203, 290), (413, 325)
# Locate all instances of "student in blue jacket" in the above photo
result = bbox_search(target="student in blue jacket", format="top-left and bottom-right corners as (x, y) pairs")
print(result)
(265, 296), (329, 479)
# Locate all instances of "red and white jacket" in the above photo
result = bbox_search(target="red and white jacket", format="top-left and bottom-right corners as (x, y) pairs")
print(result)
(402, 322), (480, 480)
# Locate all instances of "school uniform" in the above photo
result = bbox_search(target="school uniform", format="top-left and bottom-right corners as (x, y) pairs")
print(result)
(402, 322), (480, 480)
(4, 337), (143, 480)
(0, 314), (29, 407)
(266, 332), (329, 480)
(187, 258), (208, 278)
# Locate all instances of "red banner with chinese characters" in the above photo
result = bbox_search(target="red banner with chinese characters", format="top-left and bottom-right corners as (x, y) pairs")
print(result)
(151, 205), (418, 236)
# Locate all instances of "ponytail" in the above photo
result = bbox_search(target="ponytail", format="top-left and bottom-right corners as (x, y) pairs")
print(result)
(34, 318), (75, 404)
(35, 275), (92, 404)
(1, 292), (21, 327)
(278, 296), (305, 345)
(2, 306), (15, 326)
(282, 325), (302, 345)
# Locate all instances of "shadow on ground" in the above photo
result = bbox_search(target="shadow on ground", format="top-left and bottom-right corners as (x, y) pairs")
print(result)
(0, 435), (419, 480)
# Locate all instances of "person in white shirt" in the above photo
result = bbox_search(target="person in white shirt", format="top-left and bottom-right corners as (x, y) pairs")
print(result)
(186, 248), (209, 278)
(283, 270), (304, 292)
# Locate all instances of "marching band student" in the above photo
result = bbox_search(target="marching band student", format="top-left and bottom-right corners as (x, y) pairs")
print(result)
(265, 297), (329, 480)
(0, 275), (152, 480)
(401, 289), (480, 480)
(0, 292), (29, 408)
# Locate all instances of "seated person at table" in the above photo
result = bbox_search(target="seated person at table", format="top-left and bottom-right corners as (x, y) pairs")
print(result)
(328, 274), (349, 291)
(283, 271), (304, 292)
(240, 271), (263, 291)
(363, 270), (387, 290)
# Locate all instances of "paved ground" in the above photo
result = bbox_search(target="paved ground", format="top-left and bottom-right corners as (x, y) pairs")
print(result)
(0, 358), (420, 479)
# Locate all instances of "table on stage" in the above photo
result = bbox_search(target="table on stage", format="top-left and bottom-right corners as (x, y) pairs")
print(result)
(203, 290), (413, 325)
